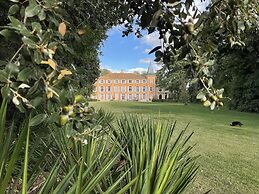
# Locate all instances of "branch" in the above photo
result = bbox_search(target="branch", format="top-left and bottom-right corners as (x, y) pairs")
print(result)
(199, 77), (212, 95)
(8, 44), (24, 64)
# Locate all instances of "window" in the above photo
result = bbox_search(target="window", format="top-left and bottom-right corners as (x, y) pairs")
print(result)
(99, 79), (104, 84)
(100, 86), (104, 92)
(142, 86), (146, 92)
(142, 79), (147, 83)
(114, 79), (119, 84)
(136, 80), (140, 84)
(114, 86), (118, 92)
(121, 86), (126, 92)
(99, 94), (104, 100)
(128, 86), (133, 92)
(150, 87), (153, 92)
(107, 93), (111, 100)
(143, 93), (146, 100)
(106, 80), (111, 84)
(150, 79), (153, 84)
(107, 86), (111, 92)
(122, 80), (126, 84)
(128, 80), (132, 84)
(136, 86), (140, 92)
(136, 94), (139, 100)
(121, 93), (125, 100)
(129, 94), (132, 100)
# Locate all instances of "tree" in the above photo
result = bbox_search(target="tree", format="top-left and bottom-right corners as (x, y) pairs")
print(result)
(116, 0), (259, 109)
(101, 68), (111, 76)
(213, 29), (259, 112)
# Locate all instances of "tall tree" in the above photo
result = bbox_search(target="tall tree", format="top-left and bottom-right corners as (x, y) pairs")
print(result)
(213, 29), (259, 112)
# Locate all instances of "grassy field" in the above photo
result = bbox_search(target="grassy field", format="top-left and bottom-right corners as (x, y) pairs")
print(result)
(91, 101), (259, 194)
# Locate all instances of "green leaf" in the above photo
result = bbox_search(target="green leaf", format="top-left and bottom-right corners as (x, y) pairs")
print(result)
(27, 81), (39, 96)
(244, 0), (249, 5)
(34, 50), (42, 64)
(1, 85), (10, 98)
(52, 165), (76, 194)
(29, 114), (47, 127)
(190, 78), (199, 85)
(22, 37), (37, 49)
(25, 2), (41, 18)
(238, 21), (245, 31)
(0, 70), (9, 83)
(38, 161), (61, 194)
(149, 46), (162, 54)
(150, 9), (163, 27)
(217, 88), (224, 95)
(22, 115), (31, 194)
(38, 9), (46, 21)
(20, 26), (32, 37)
(17, 67), (33, 82)
(208, 78), (213, 87)
(210, 101), (216, 110)
(196, 91), (205, 100)
(29, 97), (43, 108)
(8, 4), (20, 15)
(8, 16), (23, 29)
(0, 29), (12, 38)
(0, 117), (29, 194)
(6, 63), (19, 74)
(32, 22), (42, 33)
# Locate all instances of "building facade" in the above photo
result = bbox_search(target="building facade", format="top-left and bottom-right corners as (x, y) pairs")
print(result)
(91, 65), (170, 101)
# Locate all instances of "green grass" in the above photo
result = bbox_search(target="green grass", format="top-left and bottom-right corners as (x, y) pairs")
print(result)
(90, 101), (259, 194)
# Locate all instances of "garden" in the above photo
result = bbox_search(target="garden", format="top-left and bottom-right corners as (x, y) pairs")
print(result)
(0, 0), (258, 193)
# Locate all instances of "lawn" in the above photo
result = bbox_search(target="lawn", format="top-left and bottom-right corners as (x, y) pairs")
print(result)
(91, 101), (259, 194)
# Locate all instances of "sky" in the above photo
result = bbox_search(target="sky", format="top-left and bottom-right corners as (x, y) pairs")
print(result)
(99, 28), (161, 73)
(99, 0), (210, 73)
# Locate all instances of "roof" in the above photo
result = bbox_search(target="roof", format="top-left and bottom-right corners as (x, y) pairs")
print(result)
(99, 73), (146, 80)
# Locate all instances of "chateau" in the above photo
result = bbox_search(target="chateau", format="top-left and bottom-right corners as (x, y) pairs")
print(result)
(92, 64), (169, 101)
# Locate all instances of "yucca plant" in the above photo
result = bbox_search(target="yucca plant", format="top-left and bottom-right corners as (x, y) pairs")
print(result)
(28, 108), (126, 194)
(111, 115), (198, 194)
(0, 96), (28, 193)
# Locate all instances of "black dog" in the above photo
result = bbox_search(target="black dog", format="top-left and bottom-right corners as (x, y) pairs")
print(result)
(230, 121), (243, 127)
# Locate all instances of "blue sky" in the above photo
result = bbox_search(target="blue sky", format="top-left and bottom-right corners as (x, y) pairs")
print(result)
(99, 27), (161, 73)
(99, 0), (209, 73)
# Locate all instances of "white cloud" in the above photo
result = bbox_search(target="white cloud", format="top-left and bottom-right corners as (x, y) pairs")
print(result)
(128, 67), (147, 74)
(139, 58), (152, 64)
(153, 62), (162, 71)
(141, 32), (161, 48)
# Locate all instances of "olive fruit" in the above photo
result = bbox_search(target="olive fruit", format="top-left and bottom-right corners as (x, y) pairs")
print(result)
(203, 100), (211, 107)
(63, 106), (70, 113)
(212, 95), (218, 101)
(59, 115), (69, 126)
(74, 94), (84, 103)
